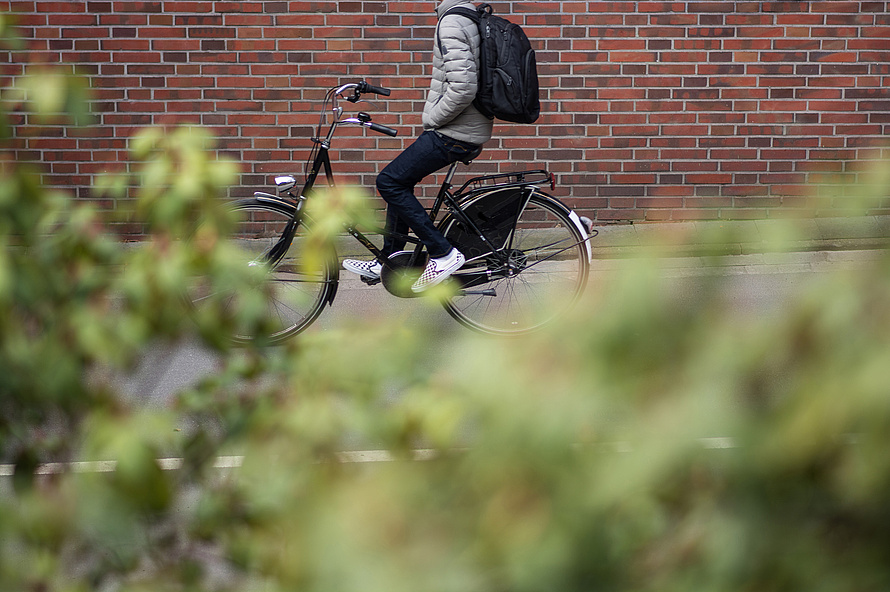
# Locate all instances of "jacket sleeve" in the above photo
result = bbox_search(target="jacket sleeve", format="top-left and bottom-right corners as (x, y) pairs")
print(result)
(425, 15), (479, 128)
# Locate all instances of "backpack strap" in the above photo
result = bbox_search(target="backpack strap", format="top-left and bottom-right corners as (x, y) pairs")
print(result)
(435, 5), (483, 57)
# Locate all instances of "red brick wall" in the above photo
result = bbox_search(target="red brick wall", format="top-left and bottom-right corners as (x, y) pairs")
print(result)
(3, 1), (889, 228)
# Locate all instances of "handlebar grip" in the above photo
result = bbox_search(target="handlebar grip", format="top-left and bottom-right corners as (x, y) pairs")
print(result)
(360, 81), (391, 96)
(368, 122), (398, 137)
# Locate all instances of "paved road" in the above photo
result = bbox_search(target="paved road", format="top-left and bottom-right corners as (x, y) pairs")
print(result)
(120, 250), (881, 406)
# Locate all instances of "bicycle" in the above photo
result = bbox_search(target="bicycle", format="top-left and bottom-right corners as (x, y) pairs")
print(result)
(187, 81), (594, 343)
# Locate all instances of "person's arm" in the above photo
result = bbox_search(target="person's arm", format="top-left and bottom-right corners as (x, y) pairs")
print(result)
(426, 16), (478, 128)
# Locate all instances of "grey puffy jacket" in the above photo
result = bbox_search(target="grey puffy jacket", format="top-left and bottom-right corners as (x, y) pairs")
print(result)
(422, 0), (494, 146)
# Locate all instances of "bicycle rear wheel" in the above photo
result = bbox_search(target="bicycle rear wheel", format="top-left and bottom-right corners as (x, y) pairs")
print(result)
(441, 192), (589, 335)
(186, 198), (337, 344)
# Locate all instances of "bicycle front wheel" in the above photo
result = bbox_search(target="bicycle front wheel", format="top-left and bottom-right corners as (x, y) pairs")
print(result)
(441, 192), (589, 335)
(186, 198), (337, 344)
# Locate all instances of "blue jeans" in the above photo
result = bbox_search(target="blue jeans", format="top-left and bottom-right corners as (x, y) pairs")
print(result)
(376, 130), (481, 259)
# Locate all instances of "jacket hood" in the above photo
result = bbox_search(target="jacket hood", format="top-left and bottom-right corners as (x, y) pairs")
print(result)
(436, 0), (474, 17)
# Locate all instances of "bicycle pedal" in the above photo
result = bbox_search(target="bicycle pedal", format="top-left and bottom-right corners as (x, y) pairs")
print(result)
(360, 276), (381, 286)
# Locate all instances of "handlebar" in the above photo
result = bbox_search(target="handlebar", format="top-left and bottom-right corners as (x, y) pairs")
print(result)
(331, 81), (398, 137)
(305, 81), (398, 183)
(317, 81), (398, 144)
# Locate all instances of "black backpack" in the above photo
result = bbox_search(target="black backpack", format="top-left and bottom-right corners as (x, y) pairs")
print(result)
(438, 3), (541, 124)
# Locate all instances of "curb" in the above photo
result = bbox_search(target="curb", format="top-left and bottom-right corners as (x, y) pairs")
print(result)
(588, 215), (890, 259)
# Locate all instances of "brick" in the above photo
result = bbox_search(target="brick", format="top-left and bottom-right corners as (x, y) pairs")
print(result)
(138, 27), (186, 40)
(112, 2), (161, 13)
(187, 27), (235, 38)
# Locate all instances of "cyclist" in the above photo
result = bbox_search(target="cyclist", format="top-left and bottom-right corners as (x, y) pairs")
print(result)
(342, 0), (493, 292)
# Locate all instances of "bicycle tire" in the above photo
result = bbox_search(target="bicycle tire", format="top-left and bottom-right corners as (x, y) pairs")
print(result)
(440, 191), (589, 335)
(186, 198), (337, 344)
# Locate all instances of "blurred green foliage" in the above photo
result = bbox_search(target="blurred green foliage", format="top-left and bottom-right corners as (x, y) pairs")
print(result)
(3, 20), (890, 592)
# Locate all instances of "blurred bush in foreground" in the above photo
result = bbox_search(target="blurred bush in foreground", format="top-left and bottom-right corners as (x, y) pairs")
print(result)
(3, 23), (890, 591)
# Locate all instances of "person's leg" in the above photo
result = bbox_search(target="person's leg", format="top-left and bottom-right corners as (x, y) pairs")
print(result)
(380, 206), (411, 258)
(345, 132), (452, 279)
(377, 130), (471, 258)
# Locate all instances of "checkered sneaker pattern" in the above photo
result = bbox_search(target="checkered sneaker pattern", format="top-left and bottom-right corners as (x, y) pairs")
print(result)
(342, 258), (383, 280)
(411, 249), (465, 293)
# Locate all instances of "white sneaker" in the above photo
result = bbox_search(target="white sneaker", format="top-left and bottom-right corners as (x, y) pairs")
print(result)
(411, 248), (465, 293)
(343, 258), (382, 280)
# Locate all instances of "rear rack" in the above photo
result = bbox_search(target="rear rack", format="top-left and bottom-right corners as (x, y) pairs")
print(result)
(455, 169), (554, 196)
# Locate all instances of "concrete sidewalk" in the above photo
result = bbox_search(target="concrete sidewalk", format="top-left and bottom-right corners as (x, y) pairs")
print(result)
(589, 247), (885, 279)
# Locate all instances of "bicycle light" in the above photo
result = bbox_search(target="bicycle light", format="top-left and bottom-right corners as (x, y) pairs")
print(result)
(275, 176), (296, 193)
(549, 172), (556, 192)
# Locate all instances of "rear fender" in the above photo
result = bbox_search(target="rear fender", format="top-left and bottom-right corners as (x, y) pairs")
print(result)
(528, 191), (593, 263)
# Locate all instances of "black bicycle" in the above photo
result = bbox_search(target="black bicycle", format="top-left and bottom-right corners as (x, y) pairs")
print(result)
(188, 82), (594, 342)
